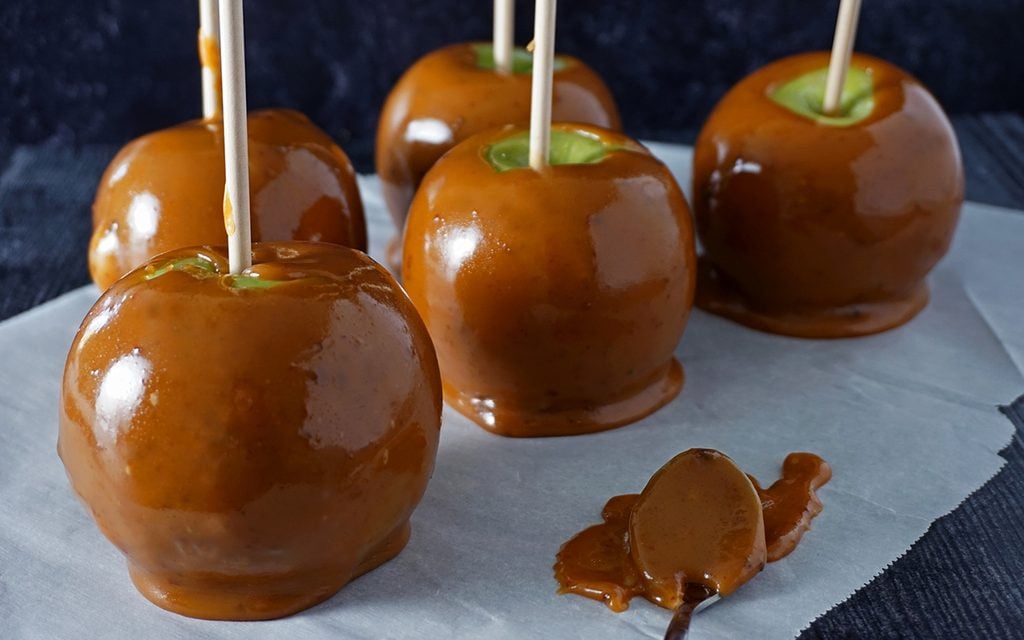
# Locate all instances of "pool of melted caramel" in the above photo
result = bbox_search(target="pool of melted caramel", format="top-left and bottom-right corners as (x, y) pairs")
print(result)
(554, 452), (831, 612)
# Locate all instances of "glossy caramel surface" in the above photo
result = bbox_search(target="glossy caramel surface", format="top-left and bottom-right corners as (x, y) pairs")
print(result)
(90, 109), (367, 290)
(402, 124), (696, 437)
(629, 449), (766, 607)
(376, 42), (621, 233)
(693, 52), (964, 338)
(554, 451), (830, 612)
(59, 243), (442, 620)
(753, 452), (833, 562)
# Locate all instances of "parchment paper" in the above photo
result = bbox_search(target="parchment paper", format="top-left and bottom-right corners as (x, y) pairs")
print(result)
(1, 143), (1021, 640)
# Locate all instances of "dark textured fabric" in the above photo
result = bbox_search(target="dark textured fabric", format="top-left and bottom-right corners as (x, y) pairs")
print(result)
(0, 115), (1023, 637)
(0, 143), (96, 321)
(803, 398), (1024, 640)
(2, 0), (1023, 165)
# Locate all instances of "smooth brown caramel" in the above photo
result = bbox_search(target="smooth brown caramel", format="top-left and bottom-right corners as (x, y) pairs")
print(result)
(90, 109), (366, 290)
(693, 52), (963, 337)
(554, 451), (830, 612)
(754, 452), (833, 562)
(60, 242), (441, 620)
(630, 449), (766, 609)
(402, 124), (696, 437)
(376, 42), (620, 241)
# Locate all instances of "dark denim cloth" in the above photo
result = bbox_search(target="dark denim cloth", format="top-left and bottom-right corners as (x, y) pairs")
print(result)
(804, 395), (1024, 638)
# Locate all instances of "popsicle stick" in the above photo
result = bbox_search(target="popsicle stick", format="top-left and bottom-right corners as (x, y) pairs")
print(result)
(528, 0), (556, 170)
(219, 0), (252, 274)
(493, 0), (514, 74)
(822, 0), (863, 116)
(199, 0), (221, 119)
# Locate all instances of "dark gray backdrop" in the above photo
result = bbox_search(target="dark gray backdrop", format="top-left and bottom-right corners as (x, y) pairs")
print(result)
(2, 0), (1022, 169)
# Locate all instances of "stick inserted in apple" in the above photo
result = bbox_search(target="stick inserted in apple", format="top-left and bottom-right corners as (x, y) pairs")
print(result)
(89, 0), (366, 291)
(692, 0), (963, 338)
(401, 0), (695, 437)
(59, 0), (442, 620)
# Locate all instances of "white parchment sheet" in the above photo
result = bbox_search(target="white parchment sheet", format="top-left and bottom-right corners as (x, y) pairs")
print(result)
(1, 144), (1021, 640)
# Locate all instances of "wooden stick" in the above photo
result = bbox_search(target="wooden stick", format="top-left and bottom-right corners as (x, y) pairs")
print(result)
(528, 0), (556, 170)
(219, 0), (252, 274)
(199, 0), (221, 120)
(493, 0), (514, 74)
(823, 0), (863, 116)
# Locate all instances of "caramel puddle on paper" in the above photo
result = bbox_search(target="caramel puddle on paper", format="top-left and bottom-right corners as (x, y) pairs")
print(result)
(554, 451), (831, 611)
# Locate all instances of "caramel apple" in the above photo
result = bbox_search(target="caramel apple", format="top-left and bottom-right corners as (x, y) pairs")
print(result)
(89, 108), (367, 290)
(402, 123), (695, 437)
(58, 242), (442, 620)
(376, 42), (621, 244)
(692, 52), (963, 338)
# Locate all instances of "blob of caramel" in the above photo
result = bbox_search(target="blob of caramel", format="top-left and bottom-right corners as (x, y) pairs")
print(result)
(693, 52), (964, 338)
(753, 451), (833, 562)
(90, 109), (367, 290)
(629, 449), (766, 608)
(59, 242), (442, 620)
(402, 123), (696, 437)
(554, 451), (830, 612)
(376, 42), (621, 252)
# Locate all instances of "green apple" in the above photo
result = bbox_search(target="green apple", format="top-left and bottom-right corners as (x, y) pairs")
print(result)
(142, 254), (291, 289)
(484, 128), (637, 172)
(770, 66), (874, 126)
(472, 42), (568, 73)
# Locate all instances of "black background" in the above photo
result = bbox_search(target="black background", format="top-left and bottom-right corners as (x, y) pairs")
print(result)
(2, 0), (1022, 170)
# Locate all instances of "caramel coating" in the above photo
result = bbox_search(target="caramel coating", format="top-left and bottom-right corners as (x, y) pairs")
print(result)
(376, 42), (621, 236)
(59, 242), (442, 620)
(90, 109), (367, 290)
(402, 124), (696, 437)
(693, 52), (964, 338)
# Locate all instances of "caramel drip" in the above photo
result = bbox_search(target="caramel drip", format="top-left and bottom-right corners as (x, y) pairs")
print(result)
(752, 453), (833, 562)
(222, 186), (235, 236)
(198, 31), (222, 119)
